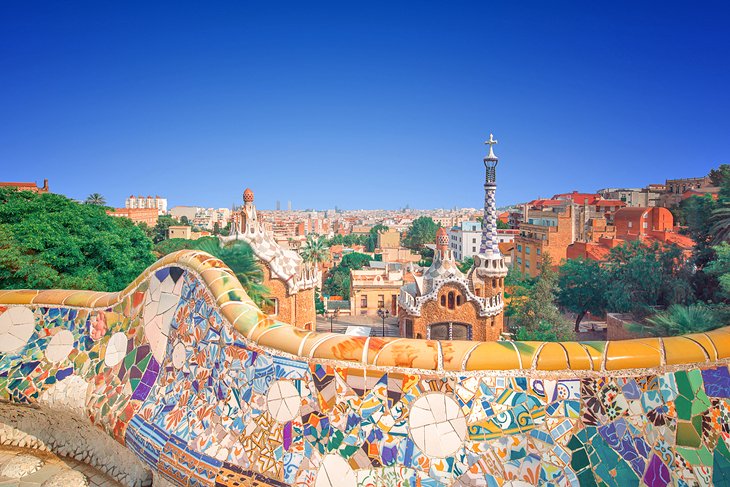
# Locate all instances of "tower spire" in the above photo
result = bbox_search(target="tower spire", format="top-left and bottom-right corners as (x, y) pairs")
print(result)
(479, 134), (501, 255)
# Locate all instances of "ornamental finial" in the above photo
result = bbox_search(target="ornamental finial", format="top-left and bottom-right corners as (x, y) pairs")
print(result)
(484, 133), (498, 160)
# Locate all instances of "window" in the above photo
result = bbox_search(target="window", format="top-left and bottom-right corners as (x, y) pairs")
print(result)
(405, 319), (414, 338)
(537, 248), (541, 255)
(377, 294), (385, 308)
(517, 257), (522, 265)
(447, 291), (456, 310)
(517, 244), (522, 252)
(441, 295), (446, 306)
(456, 295), (462, 306)
(526, 246), (530, 254)
(428, 322), (472, 340)
(643, 222), (648, 229)
(472, 238), (476, 243)
(360, 295), (368, 308)
(492, 278), (497, 288)
(628, 221), (633, 228)
(472, 247), (476, 252)
(526, 261), (531, 268)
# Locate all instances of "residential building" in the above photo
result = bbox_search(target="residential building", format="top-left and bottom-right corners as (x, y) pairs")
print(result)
(0, 179), (49, 194)
(659, 176), (712, 208)
(126, 195), (168, 215)
(107, 208), (159, 226)
(350, 264), (404, 316)
(169, 206), (201, 222)
(377, 247), (421, 264)
(596, 187), (663, 207)
(448, 221), (482, 261)
(168, 225), (192, 239)
(377, 228), (401, 249)
(514, 205), (575, 277)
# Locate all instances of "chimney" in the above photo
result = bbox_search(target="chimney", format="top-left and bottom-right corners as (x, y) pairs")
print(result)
(42, 179), (48, 191)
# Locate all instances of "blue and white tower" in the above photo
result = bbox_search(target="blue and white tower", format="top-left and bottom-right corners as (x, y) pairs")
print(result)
(480, 134), (501, 255)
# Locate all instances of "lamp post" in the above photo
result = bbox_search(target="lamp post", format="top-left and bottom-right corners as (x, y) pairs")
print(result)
(377, 307), (390, 337)
(328, 308), (339, 333)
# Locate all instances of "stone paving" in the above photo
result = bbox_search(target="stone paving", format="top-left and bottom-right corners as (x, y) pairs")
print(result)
(0, 447), (122, 486)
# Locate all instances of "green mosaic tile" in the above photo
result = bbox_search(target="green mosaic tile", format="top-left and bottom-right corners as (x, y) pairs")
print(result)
(676, 421), (701, 447)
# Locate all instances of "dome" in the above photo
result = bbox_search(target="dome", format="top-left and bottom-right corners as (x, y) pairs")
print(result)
(243, 188), (255, 202)
(436, 227), (448, 249)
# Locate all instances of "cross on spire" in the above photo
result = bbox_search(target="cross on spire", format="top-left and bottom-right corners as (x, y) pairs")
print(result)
(485, 133), (498, 160)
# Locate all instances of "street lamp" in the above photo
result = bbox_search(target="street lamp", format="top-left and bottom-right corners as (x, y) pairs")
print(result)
(327, 308), (340, 333)
(377, 307), (390, 337)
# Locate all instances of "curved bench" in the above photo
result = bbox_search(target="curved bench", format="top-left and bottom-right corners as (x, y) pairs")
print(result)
(1, 250), (729, 486)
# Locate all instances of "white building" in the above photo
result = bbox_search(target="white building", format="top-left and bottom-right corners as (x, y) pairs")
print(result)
(448, 222), (516, 261)
(126, 195), (168, 215)
(170, 206), (202, 222)
(448, 221), (482, 261)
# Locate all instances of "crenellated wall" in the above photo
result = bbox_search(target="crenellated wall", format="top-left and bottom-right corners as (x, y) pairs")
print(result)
(1, 250), (730, 486)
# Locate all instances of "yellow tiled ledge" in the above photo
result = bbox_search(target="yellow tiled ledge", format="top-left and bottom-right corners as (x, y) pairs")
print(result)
(1, 250), (729, 373)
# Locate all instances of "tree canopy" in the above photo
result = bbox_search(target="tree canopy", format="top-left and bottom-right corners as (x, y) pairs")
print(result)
(557, 257), (608, 331)
(0, 187), (155, 292)
(403, 217), (440, 249)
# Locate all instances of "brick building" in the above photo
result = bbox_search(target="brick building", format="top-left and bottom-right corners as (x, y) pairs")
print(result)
(398, 136), (507, 341)
(513, 205), (575, 277)
(220, 188), (319, 330)
(376, 228), (401, 249)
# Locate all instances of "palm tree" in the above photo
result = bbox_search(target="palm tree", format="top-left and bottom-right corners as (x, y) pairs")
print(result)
(710, 205), (730, 244)
(300, 235), (330, 266)
(626, 303), (720, 337)
(85, 193), (106, 206)
(194, 239), (271, 308)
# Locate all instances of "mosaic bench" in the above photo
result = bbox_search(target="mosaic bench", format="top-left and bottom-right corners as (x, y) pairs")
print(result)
(1, 250), (730, 486)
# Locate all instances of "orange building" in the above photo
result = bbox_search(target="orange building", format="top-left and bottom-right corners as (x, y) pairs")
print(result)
(0, 179), (49, 194)
(514, 205), (575, 277)
(566, 207), (694, 261)
(107, 207), (159, 226)
(220, 188), (319, 330)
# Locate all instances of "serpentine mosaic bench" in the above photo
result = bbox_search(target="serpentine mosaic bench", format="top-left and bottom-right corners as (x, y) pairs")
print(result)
(1, 250), (730, 486)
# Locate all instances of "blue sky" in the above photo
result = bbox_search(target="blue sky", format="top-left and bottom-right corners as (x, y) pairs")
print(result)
(2, 1), (729, 210)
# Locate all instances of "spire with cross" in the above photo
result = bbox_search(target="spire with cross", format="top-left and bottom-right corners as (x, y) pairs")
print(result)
(480, 133), (502, 255)
(485, 133), (498, 160)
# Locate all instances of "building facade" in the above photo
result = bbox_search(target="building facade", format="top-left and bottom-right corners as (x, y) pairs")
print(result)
(125, 195), (168, 215)
(220, 188), (319, 330)
(350, 264), (404, 316)
(106, 207), (159, 226)
(399, 135), (507, 341)
(0, 179), (49, 194)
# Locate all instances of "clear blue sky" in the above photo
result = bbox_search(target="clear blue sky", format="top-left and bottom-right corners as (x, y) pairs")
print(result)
(2, 1), (729, 210)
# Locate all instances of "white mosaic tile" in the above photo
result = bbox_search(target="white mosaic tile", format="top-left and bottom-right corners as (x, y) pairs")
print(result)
(0, 307), (36, 353)
(104, 332), (128, 367)
(45, 330), (74, 363)
(266, 380), (301, 423)
(315, 453), (356, 487)
(408, 392), (467, 458)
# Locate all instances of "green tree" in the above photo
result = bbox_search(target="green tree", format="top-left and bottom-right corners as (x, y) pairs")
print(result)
(194, 239), (271, 308)
(85, 193), (106, 206)
(301, 235), (330, 266)
(627, 304), (721, 337)
(708, 164), (730, 187)
(704, 242), (730, 298)
(604, 240), (692, 317)
(512, 255), (574, 341)
(366, 224), (389, 252)
(339, 252), (372, 270)
(497, 220), (510, 230)
(180, 215), (190, 225)
(322, 252), (371, 300)
(151, 215), (182, 244)
(457, 256), (474, 273)
(315, 288), (326, 315)
(557, 258), (608, 331)
(403, 217), (440, 250)
(0, 188), (155, 291)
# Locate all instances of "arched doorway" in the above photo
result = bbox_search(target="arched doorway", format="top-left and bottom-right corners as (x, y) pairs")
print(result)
(427, 322), (472, 340)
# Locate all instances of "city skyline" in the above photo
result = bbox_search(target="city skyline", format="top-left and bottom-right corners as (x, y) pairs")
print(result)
(2, 2), (728, 209)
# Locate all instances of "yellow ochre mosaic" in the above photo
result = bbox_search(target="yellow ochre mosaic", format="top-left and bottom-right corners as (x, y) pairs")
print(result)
(1, 250), (730, 486)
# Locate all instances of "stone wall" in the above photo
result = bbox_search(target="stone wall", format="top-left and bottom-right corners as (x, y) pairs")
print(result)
(1, 250), (730, 486)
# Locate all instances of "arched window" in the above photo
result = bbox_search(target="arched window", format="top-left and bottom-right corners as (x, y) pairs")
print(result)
(428, 322), (472, 340)
(492, 278), (497, 288)
(440, 295), (446, 307)
(456, 295), (462, 306)
(447, 291), (455, 310)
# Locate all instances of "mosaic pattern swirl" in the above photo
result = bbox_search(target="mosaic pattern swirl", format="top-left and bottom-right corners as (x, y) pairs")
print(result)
(0, 250), (730, 486)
